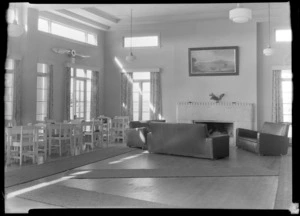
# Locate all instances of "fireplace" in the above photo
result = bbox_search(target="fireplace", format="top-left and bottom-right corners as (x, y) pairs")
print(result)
(193, 121), (234, 137)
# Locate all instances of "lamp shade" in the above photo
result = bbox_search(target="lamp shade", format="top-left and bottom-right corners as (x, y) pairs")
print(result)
(126, 53), (136, 62)
(229, 7), (252, 23)
(263, 47), (274, 56)
(8, 22), (24, 37)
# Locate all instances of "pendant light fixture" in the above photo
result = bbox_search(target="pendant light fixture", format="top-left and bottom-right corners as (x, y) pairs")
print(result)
(126, 9), (136, 62)
(229, 3), (252, 23)
(7, 3), (24, 37)
(263, 3), (274, 56)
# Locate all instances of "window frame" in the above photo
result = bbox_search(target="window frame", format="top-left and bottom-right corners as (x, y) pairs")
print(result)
(38, 16), (98, 46)
(70, 68), (92, 121)
(123, 33), (161, 49)
(132, 72), (151, 121)
(5, 58), (15, 120)
(36, 63), (50, 122)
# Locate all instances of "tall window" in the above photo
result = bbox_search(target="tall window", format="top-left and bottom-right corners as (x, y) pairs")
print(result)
(275, 29), (292, 42)
(281, 69), (292, 138)
(70, 68), (92, 121)
(5, 59), (14, 120)
(38, 17), (98, 46)
(36, 63), (49, 121)
(132, 72), (150, 121)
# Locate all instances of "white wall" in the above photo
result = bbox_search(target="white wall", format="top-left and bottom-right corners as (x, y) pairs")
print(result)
(104, 19), (257, 125)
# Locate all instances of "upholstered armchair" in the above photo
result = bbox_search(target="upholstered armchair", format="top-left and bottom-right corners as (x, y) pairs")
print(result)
(236, 122), (290, 156)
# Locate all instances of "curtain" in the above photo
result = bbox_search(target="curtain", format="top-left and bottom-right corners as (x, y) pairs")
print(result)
(64, 67), (71, 121)
(150, 72), (162, 120)
(120, 72), (133, 120)
(272, 70), (283, 122)
(91, 70), (100, 119)
(47, 64), (54, 119)
(13, 59), (22, 125)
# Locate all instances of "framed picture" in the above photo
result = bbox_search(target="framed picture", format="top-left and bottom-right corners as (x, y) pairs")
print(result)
(188, 46), (239, 76)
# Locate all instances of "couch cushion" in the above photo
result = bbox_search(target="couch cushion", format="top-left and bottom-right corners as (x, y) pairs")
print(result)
(261, 122), (289, 136)
(129, 121), (149, 129)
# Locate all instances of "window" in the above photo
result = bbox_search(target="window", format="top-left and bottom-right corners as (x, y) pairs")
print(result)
(124, 35), (159, 48)
(132, 72), (151, 121)
(281, 69), (292, 138)
(38, 17), (98, 46)
(275, 29), (292, 42)
(5, 59), (14, 120)
(36, 63), (49, 121)
(70, 68), (92, 121)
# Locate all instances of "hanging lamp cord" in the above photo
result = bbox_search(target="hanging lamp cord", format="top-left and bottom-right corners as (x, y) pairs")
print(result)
(130, 9), (133, 55)
(268, 3), (271, 47)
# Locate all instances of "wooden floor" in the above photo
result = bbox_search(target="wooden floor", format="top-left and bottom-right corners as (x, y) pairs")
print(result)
(5, 145), (293, 212)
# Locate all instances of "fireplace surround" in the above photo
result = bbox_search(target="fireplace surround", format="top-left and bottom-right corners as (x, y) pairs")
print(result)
(177, 101), (255, 145)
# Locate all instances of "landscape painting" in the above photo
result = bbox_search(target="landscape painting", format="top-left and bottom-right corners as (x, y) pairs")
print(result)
(189, 46), (239, 76)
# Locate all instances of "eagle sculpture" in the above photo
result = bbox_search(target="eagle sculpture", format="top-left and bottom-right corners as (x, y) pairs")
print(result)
(209, 93), (225, 103)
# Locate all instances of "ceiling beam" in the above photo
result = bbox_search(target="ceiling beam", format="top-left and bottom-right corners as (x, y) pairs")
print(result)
(57, 9), (110, 30)
(82, 7), (120, 24)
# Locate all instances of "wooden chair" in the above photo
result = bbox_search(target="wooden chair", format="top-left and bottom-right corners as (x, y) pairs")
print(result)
(111, 116), (129, 143)
(6, 126), (36, 166)
(71, 123), (83, 155)
(82, 120), (101, 151)
(34, 123), (47, 162)
(48, 123), (72, 157)
(98, 116), (112, 146)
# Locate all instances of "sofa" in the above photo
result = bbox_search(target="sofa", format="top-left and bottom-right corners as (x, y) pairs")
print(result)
(147, 122), (229, 159)
(126, 120), (166, 149)
(236, 122), (290, 156)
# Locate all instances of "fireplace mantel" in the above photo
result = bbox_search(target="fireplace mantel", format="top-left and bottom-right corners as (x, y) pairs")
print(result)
(176, 101), (255, 144)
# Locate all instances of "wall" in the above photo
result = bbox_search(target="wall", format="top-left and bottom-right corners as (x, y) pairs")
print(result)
(7, 7), (105, 125)
(257, 20), (291, 130)
(104, 19), (257, 125)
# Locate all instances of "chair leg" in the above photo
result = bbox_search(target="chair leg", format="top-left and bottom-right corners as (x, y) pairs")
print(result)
(20, 146), (22, 166)
(59, 140), (62, 156)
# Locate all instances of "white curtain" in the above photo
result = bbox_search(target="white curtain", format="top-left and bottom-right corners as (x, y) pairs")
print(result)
(150, 72), (162, 120)
(120, 72), (133, 120)
(272, 70), (283, 122)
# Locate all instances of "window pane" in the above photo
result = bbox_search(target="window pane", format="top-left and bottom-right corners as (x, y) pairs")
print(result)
(283, 115), (291, 123)
(133, 92), (139, 101)
(37, 63), (48, 73)
(133, 72), (150, 80)
(37, 89), (48, 101)
(124, 36), (159, 48)
(282, 81), (292, 93)
(133, 102), (139, 111)
(87, 33), (97, 45)
(86, 90), (91, 102)
(51, 22), (86, 43)
(86, 80), (91, 91)
(133, 83), (140, 92)
(133, 112), (139, 121)
(282, 93), (292, 103)
(142, 112), (150, 121)
(76, 69), (85, 78)
(37, 76), (48, 89)
(5, 88), (13, 101)
(276, 29), (292, 42)
(281, 70), (292, 79)
(142, 82), (150, 92)
(37, 102), (47, 114)
(283, 104), (292, 115)
(5, 102), (13, 116)
(5, 59), (14, 70)
(143, 93), (150, 102)
(38, 18), (49, 33)
(36, 115), (44, 122)
(5, 74), (13, 87)
(86, 70), (92, 79)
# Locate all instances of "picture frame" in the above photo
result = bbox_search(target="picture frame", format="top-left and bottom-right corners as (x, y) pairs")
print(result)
(188, 46), (239, 76)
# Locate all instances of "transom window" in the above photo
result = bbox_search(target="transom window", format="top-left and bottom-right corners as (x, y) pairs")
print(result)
(275, 29), (292, 42)
(5, 59), (14, 120)
(36, 63), (49, 122)
(38, 17), (98, 46)
(132, 72), (151, 121)
(124, 35), (159, 48)
(70, 68), (92, 121)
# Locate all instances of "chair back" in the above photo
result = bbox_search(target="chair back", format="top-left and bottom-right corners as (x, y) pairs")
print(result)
(261, 122), (289, 136)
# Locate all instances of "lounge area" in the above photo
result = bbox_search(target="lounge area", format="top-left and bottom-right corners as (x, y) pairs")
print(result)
(5, 2), (294, 213)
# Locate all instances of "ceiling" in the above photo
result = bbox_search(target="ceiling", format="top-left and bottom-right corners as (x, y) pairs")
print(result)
(28, 3), (291, 31)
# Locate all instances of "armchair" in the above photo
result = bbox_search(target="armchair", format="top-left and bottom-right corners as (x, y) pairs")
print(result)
(236, 122), (290, 156)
